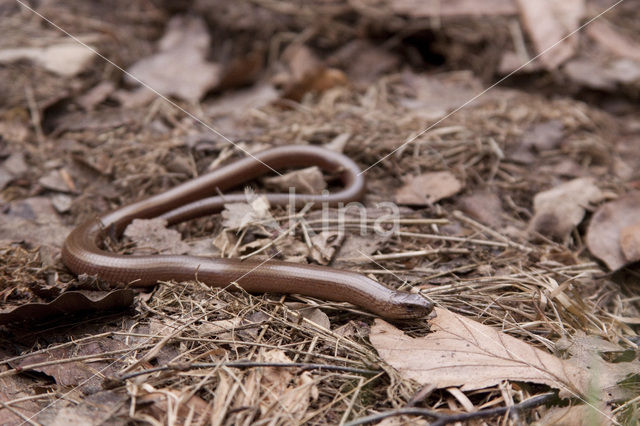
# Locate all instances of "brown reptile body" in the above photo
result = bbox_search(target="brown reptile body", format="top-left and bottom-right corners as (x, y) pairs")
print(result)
(62, 145), (433, 319)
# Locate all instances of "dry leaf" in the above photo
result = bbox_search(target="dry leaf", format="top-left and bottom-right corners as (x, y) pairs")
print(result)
(276, 44), (347, 101)
(395, 171), (462, 205)
(285, 303), (331, 329)
(563, 58), (640, 90)
(537, 405), (612, 426)
(206, 83), (278, 117)
(399, 71), (482, 121)
(586, 21), (640, 62)
(0, 197), (70, 248)
(0, 290), (134, 325)
(126, 15), (220, 102)
(510, 120), (565, 163)
(124, 218), (190, 255)
(620, 222), (640, 263)
(309, 231), (344, 265)
(559, 331), (640, 402)
(458, 190), (504, 228)
(263, 166), (326, 195)
(235, 349), (316, 422)
(586, 192), (640, 270)
(13, 335), (130, 394)
(529, 177), (603, 241)
(221, 194), (276, 230)
(135, 388), (210, 424)
(336, 233), (389, 265)
(0, 43), (96, 77)
(328, 40), (400, 85)
(516, 0), (584, 69)
(390, 0), (517, 17)
(38, 169), (73, 193)
(370, 308), (588, 398)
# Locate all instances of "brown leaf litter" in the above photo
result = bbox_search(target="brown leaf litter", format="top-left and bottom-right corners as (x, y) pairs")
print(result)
(2, 1), (640, 424)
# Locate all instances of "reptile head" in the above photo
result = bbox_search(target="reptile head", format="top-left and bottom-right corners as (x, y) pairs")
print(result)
(382, 292), (434, 320)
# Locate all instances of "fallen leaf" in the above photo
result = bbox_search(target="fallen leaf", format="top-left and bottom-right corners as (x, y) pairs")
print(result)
(510, 120), (565, 163)
(458, 190), (505, 228)
(370, 308), (588, 398)
(328, 40), (399, 85)
(206, 83), (278, 117)
(124, 218), (190, 255)
(0, 43), (95, 77)
(254, 349), (317, 420)
(398, 71), (483, 121)
(12, 330), (131, 394)
(36, 391), (127, 426)
(126, 15), (220, 102)
(263, 166), (326, 195)
(563, 59), (618, 90)
(586, 192), (640, 270)
(135, 388), (210, 424)
(559, 331), (640, 402)
(0, 197), (70, 248)
(3, 152), (28, 176)
(390, 0), (518, 17)
(309, 231), (344, 265)
(586, 20), (640, 62)
(38, 169), (73, 193)
(0, 290), (134, 325)
(285, 303), (331, 329)
(336, 233), (389, 265)
(0, 167), (12, 191)
(221, 194), (278, 231)
(620, 222), (640, 263)
(529, 178), (603, 241)
(0, 353), (43, 425)
(276, 44), (347, 101)
(77, 81), (116, 110)
(395, 171), (463, 205)
(516, 0), (584, 69)
(537, 405), (612, 426)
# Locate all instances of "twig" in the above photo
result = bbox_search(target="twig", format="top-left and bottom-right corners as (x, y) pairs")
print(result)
(344, 392), (557, 426)
(109, 361), (380, 386)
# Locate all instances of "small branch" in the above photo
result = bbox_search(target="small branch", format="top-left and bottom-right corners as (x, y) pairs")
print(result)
(344, 392), (557, 426)
(106, 361), (380, 388)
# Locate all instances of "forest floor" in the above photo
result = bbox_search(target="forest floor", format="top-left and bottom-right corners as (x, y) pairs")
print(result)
(1, 1), (639, 425)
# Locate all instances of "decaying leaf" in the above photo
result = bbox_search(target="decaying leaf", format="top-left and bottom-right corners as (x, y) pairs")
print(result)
(309, 231), (344, 265)
(529, 177), (603, 241)
(126, 15), (220, 102)
(124, 218), (190, 255)
(586, 20), (640, 62)
(0, 197), (71, 248)
(458, 190), (505, 228)
(556, 331), (640, 402)
(275, 44), (347, 101)
(221, 194), (278, 231)
(0, 290), (134, 325)
(133, 387), (210, 424)
(263, 166), (326, 195)
(537, 405), (612, 426)
(515, 0), (584, 69)
(395, 171), (462, 205)
(0, 43), (96, 77)
(586, 192), (640, 270)
(370, 308), (589, 398)
(285, 303), (331, 329)
(510, 120), (565, 163)
(390, 0), (518, 17)
(11, 331), (131, 394)
(619, 222), (640, 264)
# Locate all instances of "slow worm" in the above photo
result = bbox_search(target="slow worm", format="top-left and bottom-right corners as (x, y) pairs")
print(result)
(62, 145), (433, 319)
